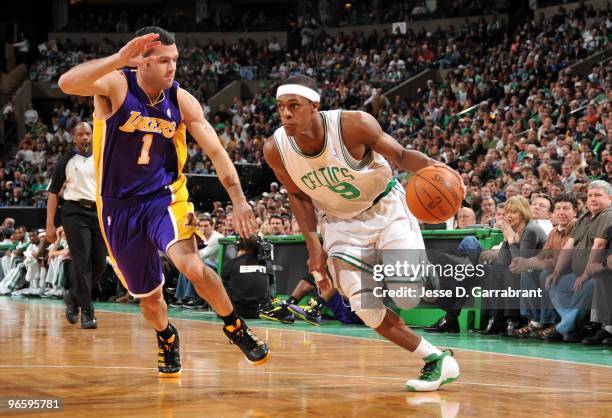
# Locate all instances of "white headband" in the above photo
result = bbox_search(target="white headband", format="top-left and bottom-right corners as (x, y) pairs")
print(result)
(276, 84), (320, 102)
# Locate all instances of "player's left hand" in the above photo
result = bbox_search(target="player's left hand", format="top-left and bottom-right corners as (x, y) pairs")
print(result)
(433, 162), (466, 200)
(232, 201), (258, 238)
(313, 270), (333, 293)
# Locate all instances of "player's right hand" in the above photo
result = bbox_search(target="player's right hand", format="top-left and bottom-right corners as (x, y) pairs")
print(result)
(313, 271), (333, 292)
(232, 201), (258, 238)
(308, 248), (331, 291)
(116, 33), (161, 68)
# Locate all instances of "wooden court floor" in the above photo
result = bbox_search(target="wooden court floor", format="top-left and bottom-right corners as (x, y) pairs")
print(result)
(1, 298), (611, 417)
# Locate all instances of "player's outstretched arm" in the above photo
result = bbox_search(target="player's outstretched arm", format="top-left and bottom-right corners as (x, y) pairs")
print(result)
(178, 88), (257, 238)
(58, 33), (161, 97)
(342, 111), (439, 173)
(263, 137), (332, 291)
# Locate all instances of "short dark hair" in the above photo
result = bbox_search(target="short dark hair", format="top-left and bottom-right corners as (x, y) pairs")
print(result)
(554, 193), (578, 211)
(280, 75), (318, 92)
(135, 26), (175, 45)
(237, 236), (258, 254)
(269, 214), (283, 223)
(532, 193), (554, 212)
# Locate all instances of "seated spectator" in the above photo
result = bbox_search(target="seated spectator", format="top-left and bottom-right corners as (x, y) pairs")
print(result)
(0, 227), (16, 278)
(170, 217), (223, 309)
(268, 214), (284, 236)
(580, 224), (612, 346)
(454, 207), (483, 263)
(481, 196), (547, 336)
(0, 228), (37, 295)
(479, 197), (497, 226)
(12, 229), (46, 296)
(509, 193), (578, 338)
(41, 226), (70, 298)
(544, 180), (612, 342)
(0, 226), (28, 290)
(2, 217), (15, 231)
(424, 206), (484, 333)
(280, 213), (292, 234)
(530, 193), (554, 236)
(456, 207), (477, 229)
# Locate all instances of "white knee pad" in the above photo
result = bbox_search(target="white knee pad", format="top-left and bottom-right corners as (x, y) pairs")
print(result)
(385, 281), (422, 310)
(336, 267), (387, 329)
(350, 296), (387, 328)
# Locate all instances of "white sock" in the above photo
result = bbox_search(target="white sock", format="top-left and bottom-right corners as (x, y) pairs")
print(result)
(530, 321), (542, 328)
(413, 338), (443, 360)
(604, 325), (612, 333)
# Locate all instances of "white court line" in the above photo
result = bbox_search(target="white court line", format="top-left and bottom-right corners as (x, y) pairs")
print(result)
(1, 364), (610, 396)
(6, 299), (612, 369)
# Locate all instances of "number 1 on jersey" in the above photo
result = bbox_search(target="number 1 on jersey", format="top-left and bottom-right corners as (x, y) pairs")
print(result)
(137, 134), (153, 165)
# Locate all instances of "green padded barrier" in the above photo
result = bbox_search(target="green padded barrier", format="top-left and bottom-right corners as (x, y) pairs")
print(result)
(217, 229), (504, 332)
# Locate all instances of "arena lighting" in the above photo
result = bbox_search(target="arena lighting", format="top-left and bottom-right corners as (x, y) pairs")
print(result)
(344, 2), (353, 9)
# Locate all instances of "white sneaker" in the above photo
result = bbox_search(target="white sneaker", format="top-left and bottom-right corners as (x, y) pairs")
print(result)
(406, 350), (460, 392)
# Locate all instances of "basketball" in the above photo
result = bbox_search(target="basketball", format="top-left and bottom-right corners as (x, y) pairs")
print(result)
(405, 165), (464, 223)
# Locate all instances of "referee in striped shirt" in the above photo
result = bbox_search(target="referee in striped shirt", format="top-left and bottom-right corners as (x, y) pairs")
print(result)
(46, 122), (107, 329)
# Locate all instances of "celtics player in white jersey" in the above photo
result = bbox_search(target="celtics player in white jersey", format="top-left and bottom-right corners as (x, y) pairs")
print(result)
(264, 75), (460, 391)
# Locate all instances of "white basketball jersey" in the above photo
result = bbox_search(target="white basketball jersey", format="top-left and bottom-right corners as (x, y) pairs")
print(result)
(273, 110), (393, 219)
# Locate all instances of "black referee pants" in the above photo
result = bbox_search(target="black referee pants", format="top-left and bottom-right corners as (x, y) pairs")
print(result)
(62, 201), (107, 313)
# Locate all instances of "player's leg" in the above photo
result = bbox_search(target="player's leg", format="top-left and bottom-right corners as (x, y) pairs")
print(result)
(167, 238), (270, 364)
(99, 202), (181, 377)
(286, 273), (334, 325)
(286, 274), (317, 305)
(158, 197), (271, 365)
(379, 189), (460, 390)
(139, 286), (169, 330)
(166, 237), (234, 315)
(329, 256), (459, 391)
(139, 286), (181, 377)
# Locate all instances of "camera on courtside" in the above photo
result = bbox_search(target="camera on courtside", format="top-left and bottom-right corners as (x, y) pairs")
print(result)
(236, 235), (274, 264)
(256, 237), (274, 264)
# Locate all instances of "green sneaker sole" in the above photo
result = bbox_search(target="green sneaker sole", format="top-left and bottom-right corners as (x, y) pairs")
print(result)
(443, 375), (459, 385)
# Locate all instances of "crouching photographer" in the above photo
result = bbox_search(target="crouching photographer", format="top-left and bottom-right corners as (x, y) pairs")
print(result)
(221, 235), (274, 318)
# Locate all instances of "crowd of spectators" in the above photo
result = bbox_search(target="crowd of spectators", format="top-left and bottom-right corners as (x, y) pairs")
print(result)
(55, 1), (508, 33)
(0, 218), (70, 298)
(19, 4), (610, 217)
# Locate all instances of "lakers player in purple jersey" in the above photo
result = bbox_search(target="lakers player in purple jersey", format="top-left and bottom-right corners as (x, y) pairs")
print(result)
(58, 27), (270, 376)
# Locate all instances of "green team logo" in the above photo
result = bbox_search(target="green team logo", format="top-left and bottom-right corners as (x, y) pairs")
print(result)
(300, 166), (361, 200)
